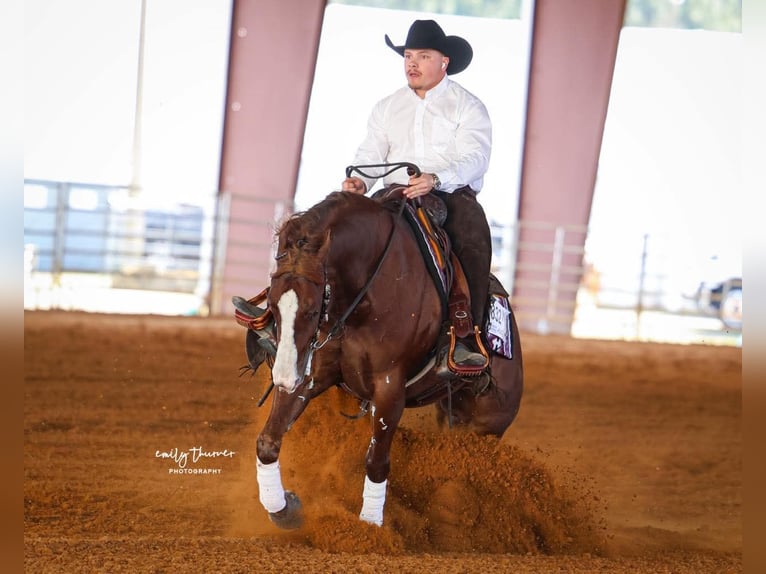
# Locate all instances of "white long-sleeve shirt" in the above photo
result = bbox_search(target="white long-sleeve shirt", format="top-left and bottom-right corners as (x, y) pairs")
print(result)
(351, 75), (492, 194)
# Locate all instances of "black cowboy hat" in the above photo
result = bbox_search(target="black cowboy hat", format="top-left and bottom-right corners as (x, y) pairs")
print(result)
(384, 19), (473, 75)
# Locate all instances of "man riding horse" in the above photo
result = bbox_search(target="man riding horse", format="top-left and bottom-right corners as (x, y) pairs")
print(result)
(341, 19), (493, 372)
(236, 19), (494, 375)
(232, 21), (523, 529)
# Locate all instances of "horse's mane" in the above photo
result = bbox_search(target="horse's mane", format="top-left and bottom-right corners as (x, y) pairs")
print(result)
(272, 192), (376, 283)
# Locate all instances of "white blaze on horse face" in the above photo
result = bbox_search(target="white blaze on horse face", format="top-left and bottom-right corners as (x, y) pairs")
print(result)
(272, 289), (300, 393)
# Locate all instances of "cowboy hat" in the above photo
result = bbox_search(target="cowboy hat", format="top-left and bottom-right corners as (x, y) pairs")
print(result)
(384, 20), (473, 75)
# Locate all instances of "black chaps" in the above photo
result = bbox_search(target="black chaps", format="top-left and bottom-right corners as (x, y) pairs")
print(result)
(433, 186), (492, 328)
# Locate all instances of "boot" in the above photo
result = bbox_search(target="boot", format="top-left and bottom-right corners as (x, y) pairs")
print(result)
(435, 340), (486, 379)
(451, 341), (486, 367)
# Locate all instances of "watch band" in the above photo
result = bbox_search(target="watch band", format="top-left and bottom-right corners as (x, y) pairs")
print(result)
(431, 173), (441, 191)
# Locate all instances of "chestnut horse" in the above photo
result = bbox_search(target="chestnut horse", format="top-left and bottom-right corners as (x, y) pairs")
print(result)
(254, 190), (523, 529)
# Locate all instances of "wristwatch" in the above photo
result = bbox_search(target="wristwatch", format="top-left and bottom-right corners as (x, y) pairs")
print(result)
(430, 173), (441, 191)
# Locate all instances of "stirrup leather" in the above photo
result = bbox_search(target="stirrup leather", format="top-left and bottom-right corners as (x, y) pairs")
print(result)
(446, 325), (490, 377)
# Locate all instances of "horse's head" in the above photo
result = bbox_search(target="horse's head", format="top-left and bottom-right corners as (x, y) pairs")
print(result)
(267, 217), (331, 394)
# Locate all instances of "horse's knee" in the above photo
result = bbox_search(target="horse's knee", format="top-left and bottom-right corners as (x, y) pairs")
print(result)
(257, 433), (281, 464)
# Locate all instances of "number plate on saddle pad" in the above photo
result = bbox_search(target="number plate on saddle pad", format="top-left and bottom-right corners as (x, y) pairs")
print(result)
(485, 294), (513, 359)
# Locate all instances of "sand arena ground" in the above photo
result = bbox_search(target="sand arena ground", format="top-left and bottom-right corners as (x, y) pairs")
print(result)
(24, 311), (741, 572)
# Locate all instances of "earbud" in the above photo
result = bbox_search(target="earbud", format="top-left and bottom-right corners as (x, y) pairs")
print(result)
(441, 62), (447, 69)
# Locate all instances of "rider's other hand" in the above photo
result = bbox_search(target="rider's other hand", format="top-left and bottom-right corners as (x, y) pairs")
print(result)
(404, 174), (434, 199)
(341, 177), (367, 194)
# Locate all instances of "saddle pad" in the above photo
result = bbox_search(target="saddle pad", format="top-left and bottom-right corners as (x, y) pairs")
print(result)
(485, 293), (513, 359)
(402, 203), (449, 313)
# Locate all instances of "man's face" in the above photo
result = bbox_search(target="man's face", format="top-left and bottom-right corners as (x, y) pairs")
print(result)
(403, 49), (448, 95)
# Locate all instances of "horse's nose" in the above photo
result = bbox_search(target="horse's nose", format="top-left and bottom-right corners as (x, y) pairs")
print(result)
(271, 348), (300, 393)
(275, 381), (298, 394)
(271, 369), (299, 394)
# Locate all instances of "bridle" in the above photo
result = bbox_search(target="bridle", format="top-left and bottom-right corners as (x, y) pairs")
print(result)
(274, 162), (420, 390)
(311, 162), (420, 348)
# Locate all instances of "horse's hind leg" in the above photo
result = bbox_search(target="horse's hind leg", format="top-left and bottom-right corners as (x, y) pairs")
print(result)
(433, 356), (523, 437)
(467, 354), (524, 437)
(359, 379), (406, 526)
(435, 387), (477, 430)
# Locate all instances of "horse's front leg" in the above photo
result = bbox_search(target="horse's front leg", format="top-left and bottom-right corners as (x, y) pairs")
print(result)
(255, 382), (316, 529)
(359, 376), (406, 527)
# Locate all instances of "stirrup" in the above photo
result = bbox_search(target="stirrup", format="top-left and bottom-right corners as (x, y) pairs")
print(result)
(233, 289), (273, 332)
(232, 289), (276, 349)
(446, 325), (490, 377)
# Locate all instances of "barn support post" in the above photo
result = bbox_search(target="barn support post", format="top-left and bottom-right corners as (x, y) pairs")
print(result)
(211, 0), (326, 315)
(512, 0), (627, 334)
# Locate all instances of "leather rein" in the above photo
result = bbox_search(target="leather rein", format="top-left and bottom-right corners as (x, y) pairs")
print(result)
(309, 162), (420, 351)
(270, 162), (420, 397)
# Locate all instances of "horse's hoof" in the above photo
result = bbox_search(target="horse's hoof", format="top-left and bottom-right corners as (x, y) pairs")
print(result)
(268, 490), (303, 529)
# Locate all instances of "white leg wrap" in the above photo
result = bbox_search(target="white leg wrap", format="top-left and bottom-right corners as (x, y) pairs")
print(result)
(256, 457), (287, 513)
(359, 476), (387, 527)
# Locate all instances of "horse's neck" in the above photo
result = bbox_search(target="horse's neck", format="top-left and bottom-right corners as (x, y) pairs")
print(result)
(326, 205), (397, 304)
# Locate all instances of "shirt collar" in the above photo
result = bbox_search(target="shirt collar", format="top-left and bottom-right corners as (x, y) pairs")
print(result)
(425, 74), (450, 100)
(410, 74), (450, 101)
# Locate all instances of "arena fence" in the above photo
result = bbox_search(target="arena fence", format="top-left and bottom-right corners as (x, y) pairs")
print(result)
(23, 180), (220, 315)
(23, 180), (740, 343)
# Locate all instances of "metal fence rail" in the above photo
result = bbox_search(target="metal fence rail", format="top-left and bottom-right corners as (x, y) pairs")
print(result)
(24, 179), (221, 314)
(24, 179), (741, 341)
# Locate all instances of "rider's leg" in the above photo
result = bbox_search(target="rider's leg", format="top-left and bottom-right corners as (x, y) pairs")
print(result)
(436, 187), (492, 366)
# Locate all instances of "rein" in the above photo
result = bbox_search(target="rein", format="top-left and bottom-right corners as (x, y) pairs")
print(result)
(345, 161), (421, 180)
(309, 163), (419, 351)
(311, 195), (405, 351)
(263, 163), (419, 414)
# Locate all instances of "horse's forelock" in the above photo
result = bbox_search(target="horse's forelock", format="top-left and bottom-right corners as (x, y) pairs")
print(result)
(273, 210), (329, 283)
(273, 192), (377, 282)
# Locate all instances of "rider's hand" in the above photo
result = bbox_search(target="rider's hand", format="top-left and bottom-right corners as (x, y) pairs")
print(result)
(341, 177), (367, 194)
(404, 173), (436, 199)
